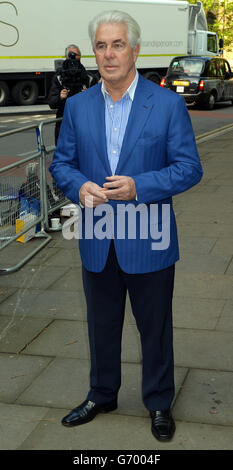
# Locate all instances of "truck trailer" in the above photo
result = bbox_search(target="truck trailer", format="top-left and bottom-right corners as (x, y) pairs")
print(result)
(0, 0), (218, 106)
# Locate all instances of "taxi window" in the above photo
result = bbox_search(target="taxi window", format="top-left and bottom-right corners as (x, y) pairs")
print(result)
(207, 61), (217, 77)
(222, 60), (231, 77)
(169, 59), (204, 75)
(215, 60), (224, 77)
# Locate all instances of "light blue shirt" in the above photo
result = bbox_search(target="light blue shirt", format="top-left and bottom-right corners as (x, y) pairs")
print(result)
(101, 71), (139, 175)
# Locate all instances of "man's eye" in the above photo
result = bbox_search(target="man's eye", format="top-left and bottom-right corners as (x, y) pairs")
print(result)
(96, 44), (106, 51)
(114, 43), (124, 50)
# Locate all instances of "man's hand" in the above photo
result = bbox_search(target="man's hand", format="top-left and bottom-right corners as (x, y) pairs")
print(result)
(103, 175), (136, 201)
(60, 89), (70, 99)
(80, 181), (109, 207)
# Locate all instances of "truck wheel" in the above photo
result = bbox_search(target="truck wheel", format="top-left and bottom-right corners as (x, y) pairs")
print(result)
(0, 81), (10, 106)
(11, 81), (39, 105)
(143, 71), (161, 85)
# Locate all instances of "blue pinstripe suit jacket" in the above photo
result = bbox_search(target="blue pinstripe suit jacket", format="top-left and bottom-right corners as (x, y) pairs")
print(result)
(49, 74), (203, 273)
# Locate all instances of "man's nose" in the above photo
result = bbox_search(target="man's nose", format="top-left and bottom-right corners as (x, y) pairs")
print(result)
(104, 46), (115, 59)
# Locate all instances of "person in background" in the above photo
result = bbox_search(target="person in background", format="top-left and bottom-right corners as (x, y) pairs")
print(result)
(48, 44), (89, 144)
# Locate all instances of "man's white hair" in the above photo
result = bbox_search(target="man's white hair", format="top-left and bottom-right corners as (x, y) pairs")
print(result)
(88, 10), (141, 49)
(65, 44), (81, 58)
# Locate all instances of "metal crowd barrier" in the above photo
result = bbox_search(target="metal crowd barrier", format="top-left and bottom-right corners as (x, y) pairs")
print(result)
(0, 118), (66, 274)
(38, 118), (67, 230)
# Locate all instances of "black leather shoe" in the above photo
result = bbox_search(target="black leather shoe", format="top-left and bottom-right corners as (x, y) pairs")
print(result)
(150, 409), (175, 441)
(61, 399), (118, 427)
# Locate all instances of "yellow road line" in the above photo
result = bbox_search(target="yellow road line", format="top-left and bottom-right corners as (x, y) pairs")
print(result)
(196, 123), (233, 141)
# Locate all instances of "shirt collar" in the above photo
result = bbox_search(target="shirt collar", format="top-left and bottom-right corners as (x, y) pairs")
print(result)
(101, 70), (139, 102)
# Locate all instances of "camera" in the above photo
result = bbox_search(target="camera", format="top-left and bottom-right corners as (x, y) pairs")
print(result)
(68, 51), (77, 60)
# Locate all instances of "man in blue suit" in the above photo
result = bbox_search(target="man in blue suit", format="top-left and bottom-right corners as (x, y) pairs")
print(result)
(50, 10), (203, 442)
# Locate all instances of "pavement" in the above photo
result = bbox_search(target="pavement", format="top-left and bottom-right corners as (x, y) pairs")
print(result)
(0, 104), (54, 116)
(0, 128), (232, 452)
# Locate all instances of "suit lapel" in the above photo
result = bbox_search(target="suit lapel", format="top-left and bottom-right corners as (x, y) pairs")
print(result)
(115, 76), (154, 175)
(87, 86), (112, 174)
(87, 77), (154, 175)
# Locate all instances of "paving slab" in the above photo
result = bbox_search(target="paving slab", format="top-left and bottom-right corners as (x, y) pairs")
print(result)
(47, 266), (83, 291)
(176, 221), (233, 237)
(178, 235), (217, 255)
(173, 369), (233, 426)
(211, 174), (233, 185)
(172, 297), (225, 330)
(225, 258), (233, 275)
(39, 247), (82, 268)
(18, 408), (233, 450)
(0, 287), (16, 305)
(177, 208), (233, 225)
(174, 329), (233, 371)
(215, 185), (233, 196)
(22, 319), (90, 360)
(23, 319), (142, 363)
(0, 241), (59, 268)
(174, 272), (233, 300)
(0, 288), (86, 320)
(0, 353), (52, 403)
(216, 301), (233, 331)
(0, 403), (49, 450)
(16, 357), (187, 414)
(211, 238), (233, 256)
(48, 232), (78, 249)
(179, 183), (219, 194)
(0, 265), (70, 289)
(175, 191), (232, 207)
(0, 315), (54, 354)
(176, 252), (230, 274)
(204, 155), (233, 165)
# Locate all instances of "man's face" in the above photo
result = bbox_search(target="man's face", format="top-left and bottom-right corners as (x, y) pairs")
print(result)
(67, 47), (81, 60)
(94, 22), (140, 88)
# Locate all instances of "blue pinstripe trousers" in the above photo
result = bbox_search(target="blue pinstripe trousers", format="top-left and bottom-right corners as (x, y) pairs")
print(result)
(82, 241), (175, 411)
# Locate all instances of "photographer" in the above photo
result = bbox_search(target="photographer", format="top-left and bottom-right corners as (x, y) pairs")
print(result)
(48, 45), (89, 144)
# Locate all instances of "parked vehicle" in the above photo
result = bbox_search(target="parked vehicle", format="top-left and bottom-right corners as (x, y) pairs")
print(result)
(160, 55), (233, 109)
(0, 0), (219, 106)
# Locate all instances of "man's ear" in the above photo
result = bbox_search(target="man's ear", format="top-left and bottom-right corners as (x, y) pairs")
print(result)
(133, 44), (140, 62)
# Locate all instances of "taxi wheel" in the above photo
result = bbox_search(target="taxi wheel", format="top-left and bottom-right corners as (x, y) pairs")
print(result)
(206, 93), (216, 110)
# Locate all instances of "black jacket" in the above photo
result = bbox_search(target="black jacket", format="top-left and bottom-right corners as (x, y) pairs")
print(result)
(48, 61), (89, 143)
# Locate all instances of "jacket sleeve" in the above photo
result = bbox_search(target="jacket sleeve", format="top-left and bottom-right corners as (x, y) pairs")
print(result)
(80, 64), (90, 89)
(133, 96), (203, 203)
(49, 100), (89, 204)
(48, 74), (63, 110)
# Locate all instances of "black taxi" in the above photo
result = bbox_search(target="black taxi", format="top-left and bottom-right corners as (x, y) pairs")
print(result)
(160, 56), (233, 110)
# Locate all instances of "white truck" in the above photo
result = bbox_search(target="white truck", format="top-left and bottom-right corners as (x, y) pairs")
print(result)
(0, 0), (218, 106)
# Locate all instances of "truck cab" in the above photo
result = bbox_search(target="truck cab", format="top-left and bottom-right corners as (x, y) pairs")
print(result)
(188, 31), (218, 56)
(188, 1), (218, 56)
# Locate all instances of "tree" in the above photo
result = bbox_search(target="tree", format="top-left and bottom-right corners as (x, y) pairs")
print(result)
(184, 1), (233, 50)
